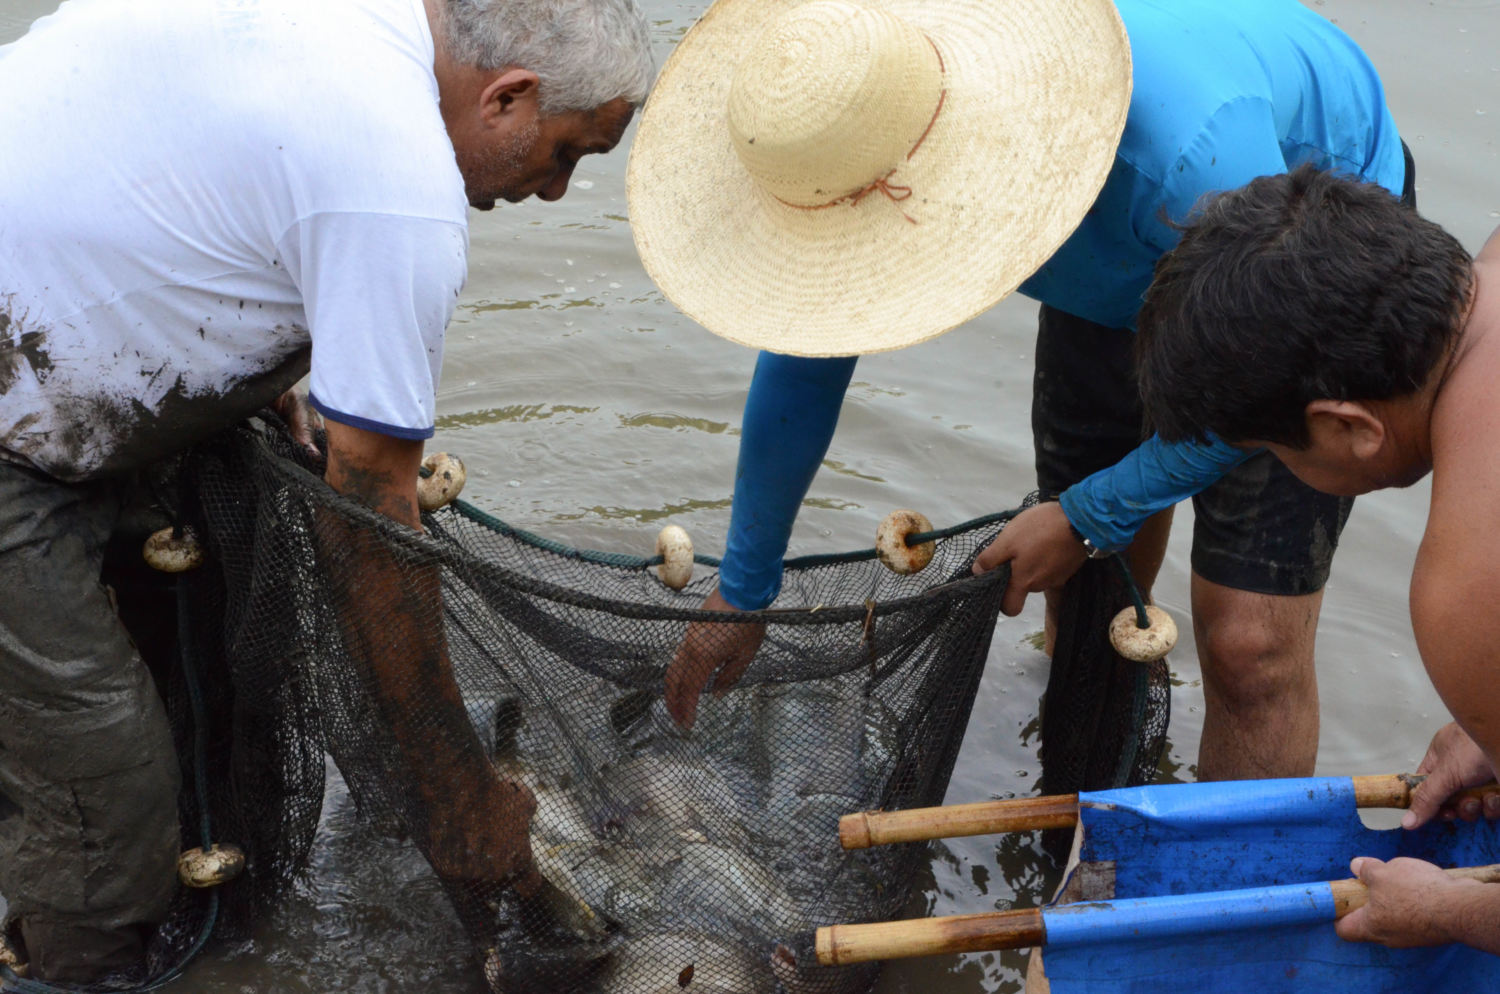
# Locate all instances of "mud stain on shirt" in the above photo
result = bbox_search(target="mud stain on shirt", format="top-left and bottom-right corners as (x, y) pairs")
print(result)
(1, 312), (311, 480)
(0, 308), (55, 394)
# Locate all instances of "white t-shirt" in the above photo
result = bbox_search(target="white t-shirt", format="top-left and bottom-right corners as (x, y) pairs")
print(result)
(0, 0), (469, 481)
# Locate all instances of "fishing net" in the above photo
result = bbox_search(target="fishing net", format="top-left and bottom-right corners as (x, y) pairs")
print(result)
(1039, 554), (1171, 799)
(2, 417), (1167, 993)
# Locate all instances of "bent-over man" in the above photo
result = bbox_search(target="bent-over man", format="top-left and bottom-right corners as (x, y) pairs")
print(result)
(0, 0), (650, 982)
(1135, 165), (1500, 953)
(659, 0), (1407, 790)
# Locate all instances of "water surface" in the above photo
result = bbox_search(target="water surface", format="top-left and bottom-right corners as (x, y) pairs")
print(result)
(2, 0), (1497, 990)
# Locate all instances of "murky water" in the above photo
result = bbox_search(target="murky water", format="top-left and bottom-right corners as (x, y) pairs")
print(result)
(3, 0), (1498, 990)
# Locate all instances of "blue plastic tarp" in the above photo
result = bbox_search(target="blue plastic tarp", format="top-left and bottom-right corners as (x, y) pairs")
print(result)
(1040, 777), (1500, 992)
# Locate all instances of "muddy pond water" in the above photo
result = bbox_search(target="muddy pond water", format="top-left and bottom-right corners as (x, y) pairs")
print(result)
(2, 0), (1498, 990)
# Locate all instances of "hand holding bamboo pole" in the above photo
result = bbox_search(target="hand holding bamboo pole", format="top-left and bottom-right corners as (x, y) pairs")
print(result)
(839, 775), (1500, 850)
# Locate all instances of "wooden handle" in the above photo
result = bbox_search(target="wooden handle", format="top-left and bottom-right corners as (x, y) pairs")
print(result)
(816, 908), (1044, 966)
(1332, 863), (1500, 917)
(839, 795), (1079, 850)
(819, 864), (1500, 967)
(840, 777), (1500, 850)
(1351, 774), (1500, 810)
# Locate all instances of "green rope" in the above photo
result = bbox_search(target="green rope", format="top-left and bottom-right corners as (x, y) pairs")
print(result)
(444, 499), (1016, 572)
(1111, 554), (1152, 630)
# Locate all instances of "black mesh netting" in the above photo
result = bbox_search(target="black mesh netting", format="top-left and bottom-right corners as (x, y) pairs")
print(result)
(56, 418), (1167, 994)
(1036, 554), (1172, 862)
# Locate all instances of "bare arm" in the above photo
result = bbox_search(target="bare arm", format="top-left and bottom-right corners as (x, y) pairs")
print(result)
(324, 419), (424, 527)
(320, 419), (540, 893)
(1403, 337), (1500, 828)
(1477, 224), (1500, 266)
(1411, 374), (1500, 774)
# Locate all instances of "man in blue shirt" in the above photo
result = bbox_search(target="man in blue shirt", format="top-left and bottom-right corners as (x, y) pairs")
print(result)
(629, 0), (1407, 782)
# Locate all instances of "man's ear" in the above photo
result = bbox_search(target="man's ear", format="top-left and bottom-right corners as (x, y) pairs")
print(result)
(478, 68), (540, 128)
(1305, 399), (1386, 459)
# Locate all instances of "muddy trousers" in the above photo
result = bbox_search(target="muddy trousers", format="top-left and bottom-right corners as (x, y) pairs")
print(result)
(0, 460), (180, 983)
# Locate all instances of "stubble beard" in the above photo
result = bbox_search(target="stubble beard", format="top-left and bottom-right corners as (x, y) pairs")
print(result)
(463, 118), (542, 207)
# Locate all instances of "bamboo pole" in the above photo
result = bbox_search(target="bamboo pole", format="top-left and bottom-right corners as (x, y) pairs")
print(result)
(817, 864), (1500, 966)
(839, 793), (1079, 849)
(817, 908), (1044, 966)
(840, 775), (1500, 850)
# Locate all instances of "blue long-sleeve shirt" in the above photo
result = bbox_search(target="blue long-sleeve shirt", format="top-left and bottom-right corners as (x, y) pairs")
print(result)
(717, 0), (1405, 610)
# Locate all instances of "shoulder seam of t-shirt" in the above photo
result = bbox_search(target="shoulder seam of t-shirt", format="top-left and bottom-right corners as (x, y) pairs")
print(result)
(1114, 94), (1275, 189)
(275, 209), (468, 251)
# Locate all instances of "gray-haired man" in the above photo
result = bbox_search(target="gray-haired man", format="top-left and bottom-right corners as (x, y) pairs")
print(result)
(0, 0), (651, 982)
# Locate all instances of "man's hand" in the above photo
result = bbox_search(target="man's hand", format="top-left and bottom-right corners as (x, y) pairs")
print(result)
(272, 387), (323, 458)
(1335, 857), (1464, 947)
(972, 501), (1088, 616)
(1404, 721), (1500, 828)
(665, 587), (765, 730)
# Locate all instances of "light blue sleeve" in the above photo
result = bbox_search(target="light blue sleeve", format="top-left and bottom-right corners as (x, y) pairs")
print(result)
(718, 352), (858, 610)
(1059, 97), (1279, 550)
(1060, 434), (1255, 551)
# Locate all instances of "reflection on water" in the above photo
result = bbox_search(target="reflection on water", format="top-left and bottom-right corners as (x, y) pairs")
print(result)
(438, 404), (599, 431)
(2, 0), (1498, 990)
(553, 497), (734, 525)
(616, 412), (734, 435)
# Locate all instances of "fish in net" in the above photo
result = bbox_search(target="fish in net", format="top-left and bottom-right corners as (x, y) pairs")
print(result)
(25, 417), (1167, 993)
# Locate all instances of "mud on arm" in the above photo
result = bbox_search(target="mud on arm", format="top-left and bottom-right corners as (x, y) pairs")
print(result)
(319, 419), (540, 896)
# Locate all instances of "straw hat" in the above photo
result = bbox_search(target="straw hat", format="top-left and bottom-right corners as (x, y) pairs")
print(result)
(626, 0), (1132, 356)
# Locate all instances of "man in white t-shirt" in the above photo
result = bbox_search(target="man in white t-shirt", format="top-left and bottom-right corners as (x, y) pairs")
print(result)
(0, 0), (651, 982)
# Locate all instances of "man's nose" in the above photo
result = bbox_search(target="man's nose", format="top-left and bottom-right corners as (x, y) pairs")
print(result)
(537, 165), (576, 202)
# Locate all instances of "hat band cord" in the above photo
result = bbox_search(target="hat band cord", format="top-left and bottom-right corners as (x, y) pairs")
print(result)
(775, 37), (947, 225)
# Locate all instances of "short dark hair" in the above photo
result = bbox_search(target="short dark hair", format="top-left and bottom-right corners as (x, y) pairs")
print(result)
(1136, 164), (1472, 447)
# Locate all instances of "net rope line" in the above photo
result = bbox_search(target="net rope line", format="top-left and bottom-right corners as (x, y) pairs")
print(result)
(319, 444), (1014, 623)
(417, 456), (1013, 571)
(1111, 555), (1152, 630)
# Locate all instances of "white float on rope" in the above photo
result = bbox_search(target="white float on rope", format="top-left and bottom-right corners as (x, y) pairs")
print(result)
(875, 510), (935, 575)
(143, 526), (203, 572)
(656, 524), (694, 589)
(418, 452), (467, 512)
(177, 843), (246, 888)
(1108, 604), (1178, 662)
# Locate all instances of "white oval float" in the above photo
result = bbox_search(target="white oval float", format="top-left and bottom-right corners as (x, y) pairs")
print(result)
(418, 452), (467, 512)
(1109, 604), (1178, 662)
(875, 510), (935, 575)
(656, 525), (693, 589)
(143, 527), (203, 572)
(177, 843), (246, 888)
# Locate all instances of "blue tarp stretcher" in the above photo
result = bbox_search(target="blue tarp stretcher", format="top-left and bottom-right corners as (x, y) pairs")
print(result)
(1042, 777), (1500, 993)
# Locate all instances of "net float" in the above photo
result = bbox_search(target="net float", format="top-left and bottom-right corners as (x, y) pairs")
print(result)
(177, 843), (246, 888)
(1108, 604), (1177, 662)
(418, 452), (467, 512)
(876, 510), (935, 575)
(143, 526), (203, 572)
(656, 524), (693, 589)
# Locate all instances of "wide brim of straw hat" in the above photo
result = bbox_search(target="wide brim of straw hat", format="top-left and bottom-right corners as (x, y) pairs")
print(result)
(626, 0), (1132, 357)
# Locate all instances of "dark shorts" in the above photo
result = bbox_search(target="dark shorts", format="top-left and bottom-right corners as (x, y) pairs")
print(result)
(1030, 143), (1416, 597)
